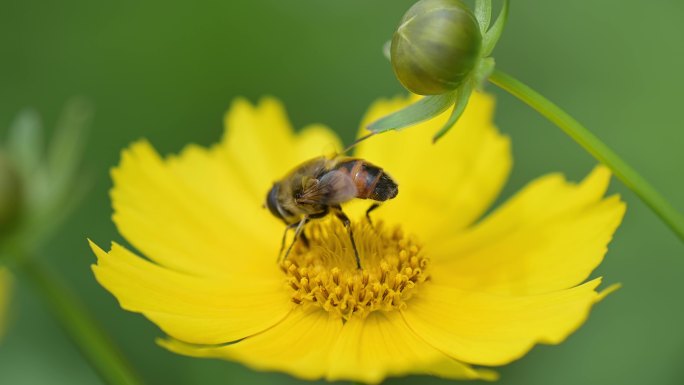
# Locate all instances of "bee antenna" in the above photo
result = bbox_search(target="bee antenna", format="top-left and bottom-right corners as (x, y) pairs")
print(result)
(342, 132), (375, 154)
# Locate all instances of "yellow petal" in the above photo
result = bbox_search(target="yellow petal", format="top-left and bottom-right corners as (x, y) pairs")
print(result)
(166, 143), (283, 249)
(294, 124), (343, 161)
(430, 166), (626, 295)
(162, 308), (496, 383)
(90, 240), (292, 345)
(327, 311), (497, 384)
(354, 92), (511, 243)
(0, 268), (11, 340)
(159, 307), (342, 381)
(111, 140), (277, 276)
(220, 97), (342, 200)
(402, 278), (608, 366)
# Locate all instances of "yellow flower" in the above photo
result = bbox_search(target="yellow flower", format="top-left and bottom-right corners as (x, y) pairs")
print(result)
(89, 92), (625, 383)
(0, 268), (10, 341)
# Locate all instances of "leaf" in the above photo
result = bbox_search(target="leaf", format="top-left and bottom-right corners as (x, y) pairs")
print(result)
(47, 97), (93, 196)
(5, 109), (44, 178)
(482, 0), (510, 57)
(432, 82), (473, 142)
(367, 92), (458, 133)
(382, 40), (392, 61)
(27, 171), (92, 248)
(475, 0), (492, 33)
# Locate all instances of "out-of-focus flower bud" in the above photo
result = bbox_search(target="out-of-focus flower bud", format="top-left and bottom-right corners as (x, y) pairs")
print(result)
(0, 152), (22, 234)
(391, 0), (482, 95)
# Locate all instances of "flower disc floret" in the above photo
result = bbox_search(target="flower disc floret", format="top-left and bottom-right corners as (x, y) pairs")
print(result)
(282, 220), (430, 319)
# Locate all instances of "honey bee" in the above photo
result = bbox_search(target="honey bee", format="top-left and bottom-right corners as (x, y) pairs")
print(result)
(265, 155), (398, 268)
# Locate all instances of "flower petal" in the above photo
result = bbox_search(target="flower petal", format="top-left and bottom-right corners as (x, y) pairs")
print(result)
(161, 309), (497, 384)
(90, 240), (292, 345)
(165, 143), (282, 251)
(220, 97), (342, 200)
(402, 278), (610, 366)
(0, 268), (10, 340)
(430, 166), (626, 295)
(354, 92), (511, 243)
(159, 308), (342, 381)
(111, 140), (276, 276)
(327, 311), (498, 384)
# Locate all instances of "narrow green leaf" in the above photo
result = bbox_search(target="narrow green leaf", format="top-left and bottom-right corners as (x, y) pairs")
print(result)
(475, 0), (492, 33)
(47, 97), (93, 196)
(5, 109), (44, 178)
(28, 173), (91, 248)
(382, 40), (391, 61)
(482, 0), (510, 57)
(367, 92), (458, 133)
(433, 82), (473, 142)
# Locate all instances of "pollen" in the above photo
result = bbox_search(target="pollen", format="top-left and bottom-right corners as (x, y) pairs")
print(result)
(280, 218), (430, 320)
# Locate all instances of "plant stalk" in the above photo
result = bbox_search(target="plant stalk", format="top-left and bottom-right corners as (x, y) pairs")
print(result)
(489, 68), (684, 242)
(20, 257), (145, 385)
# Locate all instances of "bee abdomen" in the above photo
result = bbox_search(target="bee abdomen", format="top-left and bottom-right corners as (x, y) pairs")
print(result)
(337, 159), (398, 202)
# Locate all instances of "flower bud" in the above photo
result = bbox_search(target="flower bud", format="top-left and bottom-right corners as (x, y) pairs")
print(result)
(391, 0), (482, 95)
(0, 152), (22, 233)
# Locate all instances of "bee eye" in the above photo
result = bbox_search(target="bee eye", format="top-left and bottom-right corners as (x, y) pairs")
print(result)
(266, 184), (283, 220)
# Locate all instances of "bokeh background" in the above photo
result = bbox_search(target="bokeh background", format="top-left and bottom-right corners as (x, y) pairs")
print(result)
(1, 0), (683, 384)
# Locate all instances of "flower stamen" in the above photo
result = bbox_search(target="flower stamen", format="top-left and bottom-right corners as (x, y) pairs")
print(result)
(280, 219), (430, 320)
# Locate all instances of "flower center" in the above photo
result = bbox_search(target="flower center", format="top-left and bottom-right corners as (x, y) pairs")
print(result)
(280, 218), (430, 320)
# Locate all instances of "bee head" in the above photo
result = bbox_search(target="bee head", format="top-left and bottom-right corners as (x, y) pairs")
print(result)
(265, 183), (284, 221)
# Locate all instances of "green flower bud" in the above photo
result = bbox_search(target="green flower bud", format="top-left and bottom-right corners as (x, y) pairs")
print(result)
(0, 152), (22, 233)
(391, 0), (482, 95)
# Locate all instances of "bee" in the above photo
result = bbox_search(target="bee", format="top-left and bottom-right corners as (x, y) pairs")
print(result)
(265, 155), (398, 268)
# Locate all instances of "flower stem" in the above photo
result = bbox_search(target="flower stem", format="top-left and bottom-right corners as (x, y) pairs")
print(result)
(489, 68), (684, 242)
(19, 257), (145, 385)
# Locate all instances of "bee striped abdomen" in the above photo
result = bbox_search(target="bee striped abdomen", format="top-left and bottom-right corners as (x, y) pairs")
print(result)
(336, 159), (398, 202)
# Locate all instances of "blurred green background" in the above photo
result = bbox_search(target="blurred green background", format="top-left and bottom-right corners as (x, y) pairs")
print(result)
(1, 0), (683, 384)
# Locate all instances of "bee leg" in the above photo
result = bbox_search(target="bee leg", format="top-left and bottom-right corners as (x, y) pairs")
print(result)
(280, 218), (308, 263)
(299, 231), (310, 249)
(365, 203), (381, 227)
(333, 207), (361, 269)
(277, 222), (298, 262)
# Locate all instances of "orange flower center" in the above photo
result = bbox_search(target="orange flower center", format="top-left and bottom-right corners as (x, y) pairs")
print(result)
(280, 219), (430, 320)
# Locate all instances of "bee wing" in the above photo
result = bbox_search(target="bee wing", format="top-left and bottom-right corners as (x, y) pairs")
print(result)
(298, 170), (357, 205)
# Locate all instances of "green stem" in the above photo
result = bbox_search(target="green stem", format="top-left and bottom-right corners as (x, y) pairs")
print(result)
(19, 257), (145, 385)
(489, 68), (684, 242)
